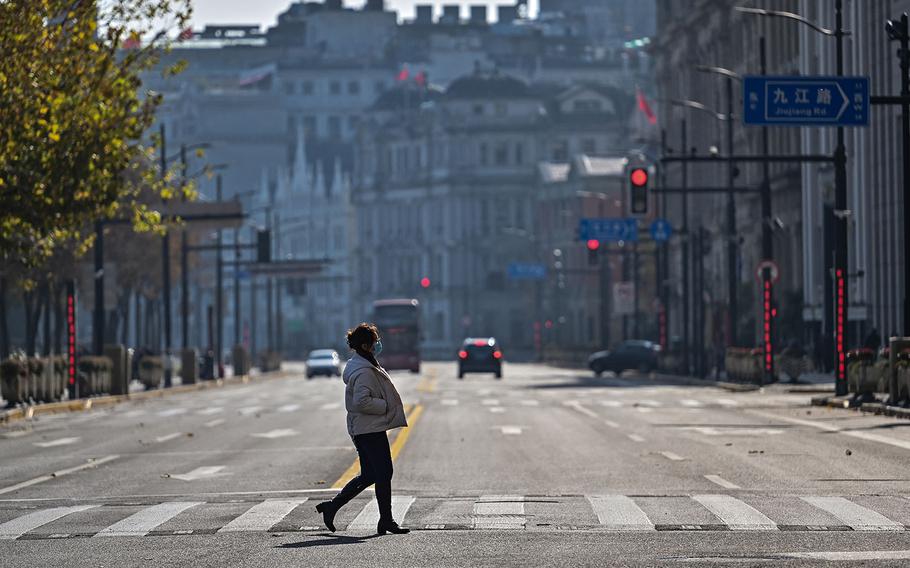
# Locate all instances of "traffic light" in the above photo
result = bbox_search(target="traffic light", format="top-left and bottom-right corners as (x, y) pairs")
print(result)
(256, 229), (271, 263)
(586, 238), (600, 266)
(420, 277), (431, 288)
(629, 167), (649, 216)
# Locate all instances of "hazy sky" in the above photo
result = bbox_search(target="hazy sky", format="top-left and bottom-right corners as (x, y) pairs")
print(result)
(189, 1), (538, 29)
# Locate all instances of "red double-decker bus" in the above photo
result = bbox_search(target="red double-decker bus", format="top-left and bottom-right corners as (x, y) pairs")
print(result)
(372, 299), (420, 373)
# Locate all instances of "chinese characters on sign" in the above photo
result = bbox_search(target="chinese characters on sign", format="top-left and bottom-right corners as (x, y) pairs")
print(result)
(743, 76), (869, 127)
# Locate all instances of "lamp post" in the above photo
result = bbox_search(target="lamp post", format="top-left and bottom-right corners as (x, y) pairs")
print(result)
(736, 0), (851, 395)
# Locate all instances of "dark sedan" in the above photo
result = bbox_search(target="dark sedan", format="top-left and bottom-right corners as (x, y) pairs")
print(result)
(588, 340), (661, 377)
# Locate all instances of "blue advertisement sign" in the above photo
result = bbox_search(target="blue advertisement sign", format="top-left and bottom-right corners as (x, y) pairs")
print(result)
(578, 218), (639, 243)
(507, 263), (547, 281)
(743, 75), (869, 127)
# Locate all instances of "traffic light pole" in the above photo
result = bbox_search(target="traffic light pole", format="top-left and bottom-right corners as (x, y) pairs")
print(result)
(160, 124), (173, 388)
(725, 75), (738, 349)
(681, 119), (691, 376)
(760, 36), (774, 387)
(832, 0), (849, 396)
(215, 175), (224, 378)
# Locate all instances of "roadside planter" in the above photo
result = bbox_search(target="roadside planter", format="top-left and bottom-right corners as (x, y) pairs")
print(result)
(1, 356), (67, 405)
(725, 347), (762, 383)
(896, 348), (910, 403)
(77, 356), (113, 396)
(846, 348), (878, 397)
(138, 356), (164, 390)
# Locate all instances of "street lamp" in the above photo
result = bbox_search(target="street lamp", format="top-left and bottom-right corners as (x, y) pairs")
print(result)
(737, 1), (851, 394)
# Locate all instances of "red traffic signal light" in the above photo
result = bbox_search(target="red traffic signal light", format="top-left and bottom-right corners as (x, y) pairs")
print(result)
(420, 277), (431, 288)
(586, 239), (600, 251)
(629, 167), (649, 215)
(630, 167), (648, 187)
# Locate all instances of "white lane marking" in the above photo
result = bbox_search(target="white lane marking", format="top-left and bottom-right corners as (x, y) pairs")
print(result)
(319, 403), (341, 411)
(278, 404), (301, 412)
(801, 496), (904, 531)
(779, 551), (910, 561)
(748, 409), (910, 452)
(473, 495), (525, 530)
(239, 406), (262, 416)
(122, 410), (146, 417)
(2, 430), (31, 439)
(94, 502), (202, 537)
(716, 398), (740, 407)
(603, 420), (620, 428)
(251, 429), (298, 439)
(481, 399), (500, 406)
(489, 407), (505, 413)
(478, 389), (492, 396)
(500, 426), (522, 435)
(661, 451), (685, 461)
(564, 401), (599, 418)
(682, 427), (784, 437)
(441, 399), (459, 406)
(681, 399), (704, 408)
(154, 433), (183, 443)
(157, 408), (188, 417)
(0, 505), (98, 540)
(197, 407), (223, 416)
(638, 400), (662, 408)
(33, 437), (80, 448)
(586, 495), (654, 530)
(0, 455), (119, 496)
(704, 474), (741, 490)
(599, 400), (623, 408)
(627, 434), (646, 443)
(519, 400), (539, 406)
(347, 495), (415, 531)
(169, 466), (228, 482)
(693, 494), (777, 530)
(635, 407), (653, 413)
(204, 419), (225, 428)
(218, 498), (308, 533)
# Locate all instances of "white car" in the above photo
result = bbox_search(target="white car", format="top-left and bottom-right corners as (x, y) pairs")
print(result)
(305, 349), (342, 378)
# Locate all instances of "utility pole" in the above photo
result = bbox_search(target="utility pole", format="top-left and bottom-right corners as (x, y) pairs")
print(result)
(180, 144), (190, 352)
(833, 0), (848, 395)
(725, 75), (738, 348)
(760, 36), (774, 386)
(160, 123), (173, 388)
(250, 226), (258, 360)
(215, 174), (224, 378)
(234, 229), (242, 347)
(681, 119), (691, 375)
(659, 129), (670, 350)
(93, 220), (104, 355)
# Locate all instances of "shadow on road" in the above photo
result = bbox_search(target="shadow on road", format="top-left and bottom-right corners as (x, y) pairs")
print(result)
(277, 533), (381, 549)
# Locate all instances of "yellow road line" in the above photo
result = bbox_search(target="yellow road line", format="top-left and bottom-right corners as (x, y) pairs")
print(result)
(416, 367), (438, 393)
(331, 403), (424, 489)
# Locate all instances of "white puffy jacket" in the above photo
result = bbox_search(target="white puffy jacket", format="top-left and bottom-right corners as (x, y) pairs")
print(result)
(342, 353), (407, 437)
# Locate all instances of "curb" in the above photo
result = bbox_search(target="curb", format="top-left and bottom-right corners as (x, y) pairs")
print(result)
(648, 373), (761, 392)
(811, 395), (910, 419)
(0, 369), (292, 426)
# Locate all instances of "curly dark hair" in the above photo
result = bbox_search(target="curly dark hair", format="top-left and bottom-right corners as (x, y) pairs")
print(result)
(346, 322), (379, 351)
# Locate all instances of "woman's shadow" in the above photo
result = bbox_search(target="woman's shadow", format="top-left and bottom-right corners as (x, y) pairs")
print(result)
(277, 533), (381, 549)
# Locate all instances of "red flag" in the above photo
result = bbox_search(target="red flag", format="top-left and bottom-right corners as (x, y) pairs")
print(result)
(178, 27), (193, 41)
(414, 71), (426, 87)
(396, 68), (409, 82)
(637, 88), (657, 125)
(122, 34), (141, 50)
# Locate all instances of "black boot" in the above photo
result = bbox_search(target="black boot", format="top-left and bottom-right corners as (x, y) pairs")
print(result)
(315, 501), (338, 532)
(377, 519), (410, 535)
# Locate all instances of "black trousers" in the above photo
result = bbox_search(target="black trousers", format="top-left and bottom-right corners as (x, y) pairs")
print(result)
(332, 431), (394, 522)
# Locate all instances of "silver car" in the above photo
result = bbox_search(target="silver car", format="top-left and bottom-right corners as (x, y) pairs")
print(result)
(305, 349), (342, 378)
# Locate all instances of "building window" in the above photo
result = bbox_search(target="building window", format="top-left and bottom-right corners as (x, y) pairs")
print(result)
(573, 99), (602, 112)
(328, 116), (341, 138)
(301, 80), (314, 95)
(348, 80), (360, 95)
(303, 115), (317, 136)
(494, 142), (508, 165)
(479, 142), (488, 166)
(473, 103), (485, 116)
(515, 142), (524, 164)
(494, 102), (507, 115)
(582, 138), (597, 154)
(330, 81), (341, 95)
(552, 140), (568, 161)
(348, 115), (359, 131)
(284, 80), (296, 95)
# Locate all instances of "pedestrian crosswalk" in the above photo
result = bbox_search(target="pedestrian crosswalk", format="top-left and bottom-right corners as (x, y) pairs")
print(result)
(1, 493), (907, 539)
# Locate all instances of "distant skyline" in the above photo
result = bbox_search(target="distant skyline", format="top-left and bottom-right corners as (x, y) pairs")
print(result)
(189, 1), (540, 30)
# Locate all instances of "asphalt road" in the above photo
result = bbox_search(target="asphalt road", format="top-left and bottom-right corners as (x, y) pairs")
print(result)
(2, 361), (910, 567)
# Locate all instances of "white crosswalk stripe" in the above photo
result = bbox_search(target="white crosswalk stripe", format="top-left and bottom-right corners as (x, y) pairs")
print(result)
(1, 494), (906, 538)
(347, 496), (415, 531)
(693, 494), (777, 530)
(473, 495), (525, 530)
(586, 495), (654, 530)
(0, 505), (98, 540)
(801, 496), (904, 531)
(94, 502), (203, 537)
(218, 498), (307, 533)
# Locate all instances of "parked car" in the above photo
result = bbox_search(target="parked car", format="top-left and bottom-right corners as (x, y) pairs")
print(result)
(588, 340), (661, 377)
(305, 349), (341, 378)
(457, 337), (502, 379)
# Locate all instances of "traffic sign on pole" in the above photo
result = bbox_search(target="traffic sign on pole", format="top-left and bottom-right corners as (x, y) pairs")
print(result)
(649, 218), (673, 242)
(743, 75), (869, 127)
(578, 218), (638, 243)
(507, 263), (547, 281)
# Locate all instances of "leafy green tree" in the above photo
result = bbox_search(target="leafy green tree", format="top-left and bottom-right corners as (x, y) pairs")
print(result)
(0, 0), (192, 272)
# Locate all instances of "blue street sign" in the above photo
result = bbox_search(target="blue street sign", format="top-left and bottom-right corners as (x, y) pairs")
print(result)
(650, 218), (673, 242)
(743, 75), (869, 127)
(507, 263), (547, 281)
(578, 218), (639, 243)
